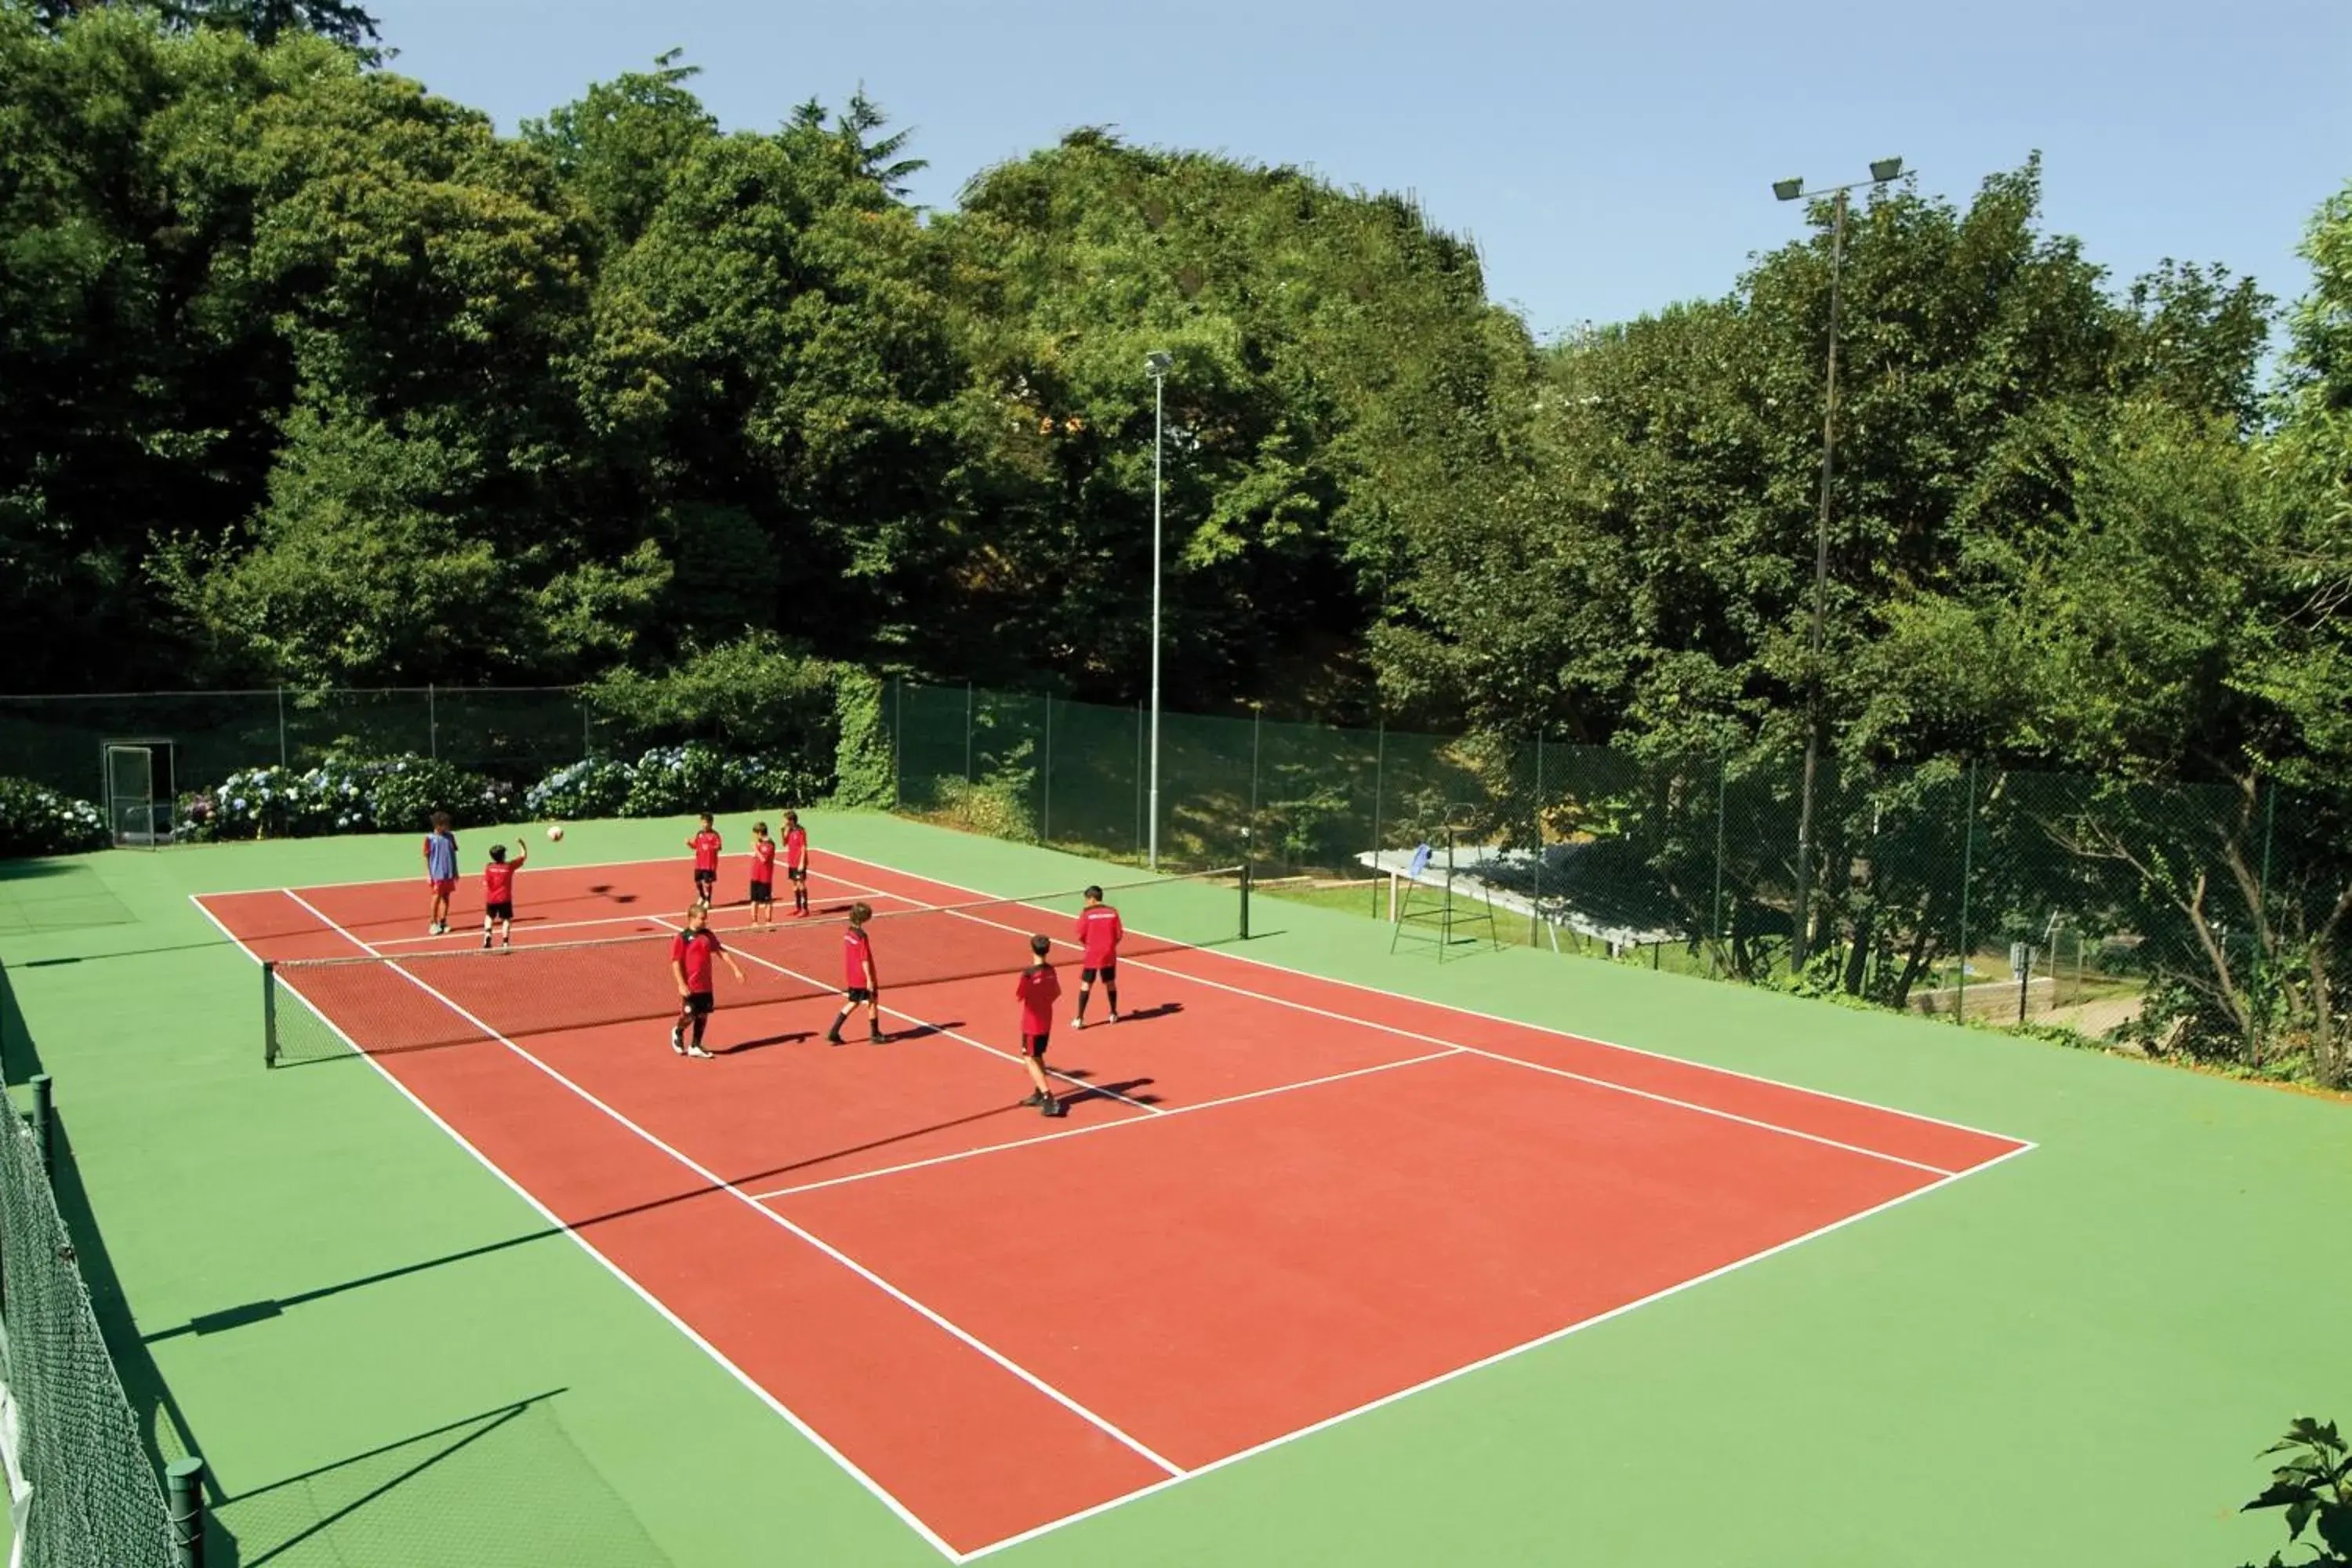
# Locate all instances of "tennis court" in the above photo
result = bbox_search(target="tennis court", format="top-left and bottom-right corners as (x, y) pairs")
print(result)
(191, 847), (2027, 1559)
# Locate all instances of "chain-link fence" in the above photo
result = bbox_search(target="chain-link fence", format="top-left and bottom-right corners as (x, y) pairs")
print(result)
(5, 677), (2346, 1076)
(0, 1067), (179, 1568)
(883, 681), (2352, 1079)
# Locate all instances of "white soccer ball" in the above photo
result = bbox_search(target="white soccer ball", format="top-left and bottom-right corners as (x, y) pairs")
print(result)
(547, 824), (566, 842)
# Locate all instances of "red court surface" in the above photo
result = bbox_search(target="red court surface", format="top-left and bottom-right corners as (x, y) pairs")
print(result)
(195, 850), (2034, 1560)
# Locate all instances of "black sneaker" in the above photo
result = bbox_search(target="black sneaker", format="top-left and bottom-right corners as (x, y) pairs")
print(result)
(868, 1029), (887, 1044)
(825, 1032), (843, 1047)
(1019, 1089), (1047, 1108)
(1040, 1098), (1067, 1118)
(481, 934), (492, 950)
(670, 1029), (686, 1056)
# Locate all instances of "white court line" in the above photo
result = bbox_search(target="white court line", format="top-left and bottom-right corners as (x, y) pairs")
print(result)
(798, 866), (1963, 1178)
(274, 889), (1188, 1483)
(202, 858), (2042, 1563)
(186, 893), (964, 1561)
(812, 846), (2036, 1152)
(645, 915), (1166, 1117)
(959, 1139), (2040, 1563)
(748, 1047), (1465, 1201)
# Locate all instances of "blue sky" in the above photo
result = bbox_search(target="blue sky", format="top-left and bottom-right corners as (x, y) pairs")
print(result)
(375, 0), (2350, 344)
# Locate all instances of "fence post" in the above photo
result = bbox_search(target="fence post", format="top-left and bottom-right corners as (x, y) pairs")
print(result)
(891, 677), (904, 810)
(263, 960), (279, 1068)
(1248, 704), (1263, 871)
(29, 1073), (52, 1176)
(1369, 717), (1387, 919)
(168, 1455), (208, 1568)
(580, 696), (593, 761)
(1710, 746), (1728, 978)
(1530, 731), (1544, 946)
(1041, 696), (1054, 844)
(428, 682), (438, 760)
(1956, 759), (1977, 1025)
(1134, 699), (1145, 854)
(964, 681), (974, 782)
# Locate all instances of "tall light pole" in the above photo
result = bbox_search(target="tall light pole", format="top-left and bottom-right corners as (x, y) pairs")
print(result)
(1773, 156), (1903, 974)
(1145, 350), (1173, 869)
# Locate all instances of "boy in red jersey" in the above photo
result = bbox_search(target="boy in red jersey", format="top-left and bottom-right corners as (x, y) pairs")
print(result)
(824, 902), (884, 1045)
(479, 843), (528, 949)
(686, 813), (722, 905)
(1014, 934), (1067, 1117)
(668, 902), (744, 1058)
(782, 809), (810, 917)
(422, 811), (459, 935)
(1072, 885), (1123, 1028)
(747, 822), (778, 931)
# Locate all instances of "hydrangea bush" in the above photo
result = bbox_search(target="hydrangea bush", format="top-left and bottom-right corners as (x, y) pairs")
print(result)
(524, 758), (633, 820)
(0, 778), (112, 857)
(169, 745), (825, 844)
(180, 755), (506, 841)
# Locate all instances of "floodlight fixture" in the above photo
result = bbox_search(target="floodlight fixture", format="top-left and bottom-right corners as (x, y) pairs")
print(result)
(1869, 157), (1904, 183)
(1145, 350), (1173, 376)
(1773, 178), (1805, 201)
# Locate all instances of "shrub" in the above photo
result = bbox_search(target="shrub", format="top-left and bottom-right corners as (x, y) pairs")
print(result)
(0, 778), (111, 858)
(180, 755), (507, 841)
(587, 634), (837, 758)
(622, 743), (740, 818)
(525, 757), (633, 820)
(832, 666), (894, 808)
(367, 756), (507, 833)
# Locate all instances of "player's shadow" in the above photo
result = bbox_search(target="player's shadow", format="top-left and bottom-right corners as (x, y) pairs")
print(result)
(1045, 1067), (1161, 1107)
(1112, 1002), (1183, 1025)
(141, 1097), (1071, 1350)
(880, 1020), (964, 1044)
(584, 884), (637, 906)
(717, 1030), (816, 1055)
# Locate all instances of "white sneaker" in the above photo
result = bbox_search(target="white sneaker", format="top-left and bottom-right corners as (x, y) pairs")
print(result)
(670, 1029), (686, 1055)
(687, 1044), (715, 1059)
(1072, 1015), (1086, 1030)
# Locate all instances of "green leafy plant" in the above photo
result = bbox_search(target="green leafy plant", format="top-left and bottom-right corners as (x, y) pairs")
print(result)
(0, 778), (111, 858)
(830, 667), (894, 809)
(2240, 1417), (2352, 1566)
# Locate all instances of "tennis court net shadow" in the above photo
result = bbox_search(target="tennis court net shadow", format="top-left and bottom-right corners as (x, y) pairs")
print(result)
(216, 1388), (675, 1568)
(141, 1098), (1055, 1348)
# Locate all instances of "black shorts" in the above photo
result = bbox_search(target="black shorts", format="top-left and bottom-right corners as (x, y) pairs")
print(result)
(693, 869), (716, 885)
(683, 991), (715, 1015)
(1021, 1031), (1050, 1059)
(845, 987), (874, 1004)
(749, 880), (772, 903)
(485, 901), (514, 923)
(1082, 964), (1116, 983)
(787, 866), (808, 883)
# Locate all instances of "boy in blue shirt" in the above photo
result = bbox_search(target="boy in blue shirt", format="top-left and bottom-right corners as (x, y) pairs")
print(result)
(422, 811), (459, 935)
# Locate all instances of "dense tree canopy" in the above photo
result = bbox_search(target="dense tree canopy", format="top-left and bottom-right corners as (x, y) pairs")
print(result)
(5, 0), (2348, 795)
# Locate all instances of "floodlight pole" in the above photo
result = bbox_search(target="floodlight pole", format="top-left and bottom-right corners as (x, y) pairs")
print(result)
(1146, 353), (1171, 869)
(1775, 158), (1902, 975)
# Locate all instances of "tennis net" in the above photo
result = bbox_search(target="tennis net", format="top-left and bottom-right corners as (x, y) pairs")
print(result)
(263, 866), (1248, 1067)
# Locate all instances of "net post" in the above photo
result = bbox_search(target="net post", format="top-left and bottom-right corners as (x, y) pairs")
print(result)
(28, 1073), (51, 1176)
(263, 961), (279, 1068)
(168, 1455), (208, 1567)
(1239, 833), (1253, 941)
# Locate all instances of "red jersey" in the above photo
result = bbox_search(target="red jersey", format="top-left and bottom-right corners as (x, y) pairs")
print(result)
(750, 838), (777, 880)
(482, 861), (517, 906)
(670, 927), (725, 993)
(783, 825), (808, 870)
(690, 829), (722, 873)
(1076, 904), (1123, 967)
(1014, 964), (1062, 1035)
(843, 926), (876, 989)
